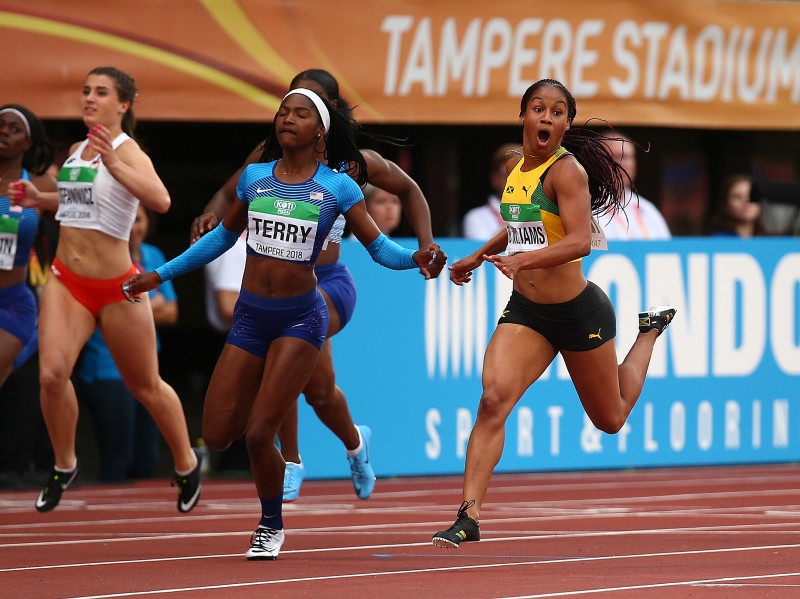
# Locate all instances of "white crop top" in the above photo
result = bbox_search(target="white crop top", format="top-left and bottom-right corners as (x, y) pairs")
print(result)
(56, 133), (139, 241)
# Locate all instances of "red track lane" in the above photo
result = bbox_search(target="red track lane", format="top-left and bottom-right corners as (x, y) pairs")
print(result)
(2, 464), (800, 598)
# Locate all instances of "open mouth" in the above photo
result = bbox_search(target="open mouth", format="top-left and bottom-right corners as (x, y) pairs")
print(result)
(537, 130), (550, 144)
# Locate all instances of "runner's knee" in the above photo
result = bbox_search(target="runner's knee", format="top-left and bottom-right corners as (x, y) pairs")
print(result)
(588, 411), (625, 435)
(303, 384), (336, 409)
(476, 388), (513, 425)
(203, 423), (238, 452)
(39, 363), (72, 398)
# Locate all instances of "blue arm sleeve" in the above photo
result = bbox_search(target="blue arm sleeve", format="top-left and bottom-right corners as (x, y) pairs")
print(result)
(155, 225), (241, 282)
(365, 233), (417, 270)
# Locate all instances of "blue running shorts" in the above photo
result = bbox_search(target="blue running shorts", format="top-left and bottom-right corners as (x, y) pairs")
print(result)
(316, 262), (357, 329)
(226, 287), (329, 357)
(0, 281), (37, 345)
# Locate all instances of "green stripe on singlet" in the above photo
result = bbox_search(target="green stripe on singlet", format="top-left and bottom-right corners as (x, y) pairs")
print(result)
(250, 197), (320, 221)
(57, 166), (98, 183)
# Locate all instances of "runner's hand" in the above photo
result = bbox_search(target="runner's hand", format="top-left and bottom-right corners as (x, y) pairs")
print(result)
(121, 271), (162, 303)
(190, 212), (219, 244)
(417, 243), (447, 279)
(448, 254), (483, 286)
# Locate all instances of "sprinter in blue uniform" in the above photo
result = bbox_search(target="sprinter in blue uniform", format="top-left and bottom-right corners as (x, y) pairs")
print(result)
(0, 105), (56, 386)
(122, 88), (444, 560)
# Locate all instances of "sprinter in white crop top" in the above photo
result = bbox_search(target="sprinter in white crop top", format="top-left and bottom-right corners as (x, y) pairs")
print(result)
(10, 66), (200, 515)
(55, 132), (139, 240)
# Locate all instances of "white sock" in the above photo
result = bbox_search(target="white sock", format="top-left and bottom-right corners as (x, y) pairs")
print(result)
(175, 454), (198, 477)
(346, 426), (363, 457)
(55, 459), (77, 473)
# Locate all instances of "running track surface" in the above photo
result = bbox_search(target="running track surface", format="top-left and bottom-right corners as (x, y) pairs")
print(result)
(2, 464), (800, 598)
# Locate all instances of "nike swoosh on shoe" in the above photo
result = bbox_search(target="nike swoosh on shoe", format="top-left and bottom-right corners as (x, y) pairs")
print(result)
(179, 485), (201, 512)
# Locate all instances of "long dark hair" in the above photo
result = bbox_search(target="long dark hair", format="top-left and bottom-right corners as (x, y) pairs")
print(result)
(259, 92), (368, 186)
(290, 69), (352, 115)
(520, 79), (629, 217)
(88, 66), (139, 139)
(705, 173), (765, 235)
(290, 68), (408, 152)
(0, 104), (54, 175)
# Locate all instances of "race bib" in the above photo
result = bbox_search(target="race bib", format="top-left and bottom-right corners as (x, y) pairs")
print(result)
(502, 203), (548, 255)
(0, 216), (19, 271)
(56, 166), (100, 223)
(590, 216), (608, 250)
(247, 196), (320, 262)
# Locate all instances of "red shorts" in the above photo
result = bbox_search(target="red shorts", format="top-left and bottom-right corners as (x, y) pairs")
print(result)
(50, 257), (138, 319)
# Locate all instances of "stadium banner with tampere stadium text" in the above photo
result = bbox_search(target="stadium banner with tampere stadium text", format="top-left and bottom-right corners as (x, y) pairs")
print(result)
(1, 0), (799, 130)
(294, 238), (800, 480)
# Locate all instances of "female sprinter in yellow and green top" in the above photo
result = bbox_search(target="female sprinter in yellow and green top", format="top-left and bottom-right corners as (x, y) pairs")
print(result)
(432, 79), (676, 548)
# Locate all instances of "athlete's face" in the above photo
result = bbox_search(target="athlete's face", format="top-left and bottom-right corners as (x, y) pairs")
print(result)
(275, 94), (325, 150)
(520, 85), (570, 158)
(0, 111), (31, 160)
(81, 74), (130, 130)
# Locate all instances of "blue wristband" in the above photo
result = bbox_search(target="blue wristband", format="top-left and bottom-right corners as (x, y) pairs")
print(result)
(366, 233), (417, 270)
(156, 224), (240, 282)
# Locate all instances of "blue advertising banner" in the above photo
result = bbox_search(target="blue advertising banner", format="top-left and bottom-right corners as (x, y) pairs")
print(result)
(296, 238), (800, 480)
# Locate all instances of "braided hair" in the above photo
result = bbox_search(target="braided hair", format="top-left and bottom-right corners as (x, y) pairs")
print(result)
(88, 67), (139, 139)
(520, 79), (630, 217)
(259, 92), (368, 187)
(0, 104), (54, 175)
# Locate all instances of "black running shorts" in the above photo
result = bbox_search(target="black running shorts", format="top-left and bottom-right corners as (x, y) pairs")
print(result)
(498, 281), (616, 352)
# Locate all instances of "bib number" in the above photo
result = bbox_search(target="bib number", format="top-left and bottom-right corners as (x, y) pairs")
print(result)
(56, 166), (100, 223)
(0, 216), (20, 271)
(590, 216), (608, 250)
(247, 197), (320, 262)
(502, 203), (548, 255)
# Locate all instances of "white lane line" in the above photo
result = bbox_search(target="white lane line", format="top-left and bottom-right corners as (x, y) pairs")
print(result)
(3, 468), (798, 505)
(0, 512), (253, 530)
(692, 582), (800, 587)
(3, 514), (800, 552)
(493, 571), (800, 598)
(59, 545), (800, 599)
(2, 515), (799, 549)
(4, 481), (798, 515)
(4, 525), (800, 572)
(3, 486), (800, 532)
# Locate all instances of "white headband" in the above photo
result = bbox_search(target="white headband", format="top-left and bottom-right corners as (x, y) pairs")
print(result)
(282, 89), (330, 133)
(0, 108), (31, 137)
